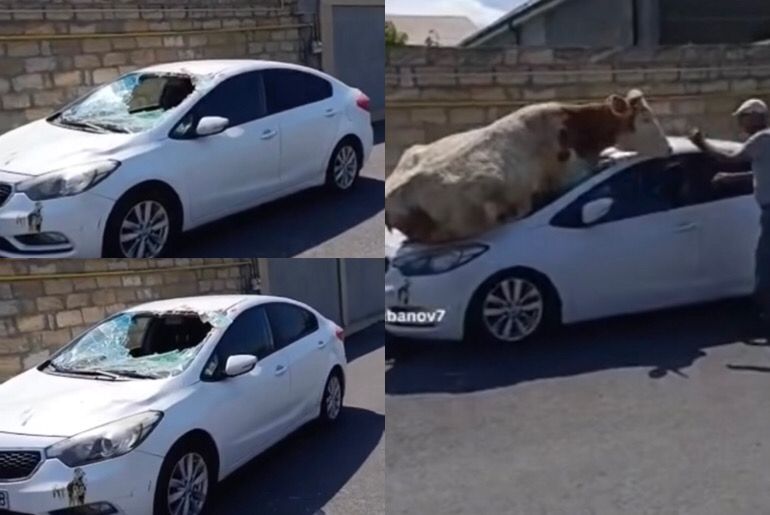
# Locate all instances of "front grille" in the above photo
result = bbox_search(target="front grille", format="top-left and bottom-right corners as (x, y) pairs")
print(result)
(0, 450), (42, 481)
(0, 183), (10, 207)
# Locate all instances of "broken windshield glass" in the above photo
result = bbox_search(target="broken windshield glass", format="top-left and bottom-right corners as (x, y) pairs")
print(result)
(50, 310), (223, 379)
(54, 72), (198, 134)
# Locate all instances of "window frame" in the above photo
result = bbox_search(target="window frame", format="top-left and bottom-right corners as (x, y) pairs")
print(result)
(263, 68), (334, 116)
(169, 70), (268, 140)
(200, 305), (276, 382)
(263, 302), (320, 351)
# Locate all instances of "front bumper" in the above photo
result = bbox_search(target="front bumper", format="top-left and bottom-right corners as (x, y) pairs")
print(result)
(0, 448), (162, 515)
(384, 266), (473, 342)
(0, 191), (113, 258)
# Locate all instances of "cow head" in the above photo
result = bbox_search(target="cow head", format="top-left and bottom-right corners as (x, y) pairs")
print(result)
(611, 89), (671, 157)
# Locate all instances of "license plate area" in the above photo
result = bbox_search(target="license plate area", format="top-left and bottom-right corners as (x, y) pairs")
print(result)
(0, 489), (9, 509)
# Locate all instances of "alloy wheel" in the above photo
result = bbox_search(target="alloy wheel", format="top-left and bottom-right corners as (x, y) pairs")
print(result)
(482, 277), (544, 342)
(333, 146), (358, 190)
(326, 375), (343, 420)
(167, 452), (209, 515)
(119, 200), (170, 258)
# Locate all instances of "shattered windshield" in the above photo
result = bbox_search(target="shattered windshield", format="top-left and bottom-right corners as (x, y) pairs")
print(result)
(48, 309), (232, 379)
(53, 72), (198, 134)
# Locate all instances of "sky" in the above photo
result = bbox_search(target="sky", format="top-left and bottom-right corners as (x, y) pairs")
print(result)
(385, 0), (528, 27)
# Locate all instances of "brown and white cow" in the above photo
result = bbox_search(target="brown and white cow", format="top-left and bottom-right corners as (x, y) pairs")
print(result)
(385, 89), (671, 244)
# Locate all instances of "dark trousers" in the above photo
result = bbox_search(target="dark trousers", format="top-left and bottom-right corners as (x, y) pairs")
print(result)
(756, 206), (770, 317)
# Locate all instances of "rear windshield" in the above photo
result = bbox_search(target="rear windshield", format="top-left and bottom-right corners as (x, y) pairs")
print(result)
(51, 72), (198, 134)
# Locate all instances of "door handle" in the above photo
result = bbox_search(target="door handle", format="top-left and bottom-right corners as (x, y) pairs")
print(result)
(324, 108), (337, 118)
(261, 129), (278, 140)
(317, 340), (328, 349)
(274, 364), (288, 376)
(674, 222), (697, 233)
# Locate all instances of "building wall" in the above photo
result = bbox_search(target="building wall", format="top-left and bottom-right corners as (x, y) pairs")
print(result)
(0, 258), (253, 380)
(259, 258), (343, 323)
(0, 0), (314, 134)
(385, 44), (770, 174)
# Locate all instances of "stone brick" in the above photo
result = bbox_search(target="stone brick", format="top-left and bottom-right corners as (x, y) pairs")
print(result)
(115, 289), (136, 302)
(56, 309), (83, 328)
(82, 39), (111, 53)
(36, 296), (64, 312)
(23, 350), (50, 370)
(53, 71), (81, 87)
(65, 293), (89, 309)
(92, 67), (120, 85)
(12, 74), (44, 92)
(32, 90), (65, 108)
(16, 314), (46, 333)
(731, 79), (759, 92)
(0, 356), (21, 378)
(519, 49), (553, 64)
(136, 37), (163, 49)
(410, 108), (448, 124)
(2, 93), (31, 110)
(470, 87), (507, 101)
(0, 336), (29, 355)
(91, 289), (117, 305)
(496, 71), (531, 86)
(449, 107), (487, 125)
(41, 329), (72, 349)
(112, 38), (138, 50)
(102, 53), (127, 67)
(72, 277), (97, 290)
(81, 306), (105, 324)
(130, 49), (156, 66)
(25, 56), (56, 73)
(122, 275), (142, 287)
(0, 78), (10, 94)
(96, 276), (122, 288)
(7, 41), (40, 57)
(44, 279), (73, 295)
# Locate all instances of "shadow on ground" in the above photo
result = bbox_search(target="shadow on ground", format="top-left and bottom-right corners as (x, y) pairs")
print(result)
(346, 322), (384, 363)
(386, 298), (760, 395)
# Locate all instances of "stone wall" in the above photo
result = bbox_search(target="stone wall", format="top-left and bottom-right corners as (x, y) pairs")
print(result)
(0, 258), (254, 380)
(385, 44), (770, 174)
(0, 0), (314, 133)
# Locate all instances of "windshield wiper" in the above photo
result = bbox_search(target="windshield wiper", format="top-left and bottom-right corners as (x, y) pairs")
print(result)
(57, 116), (130, 134)
(46, 362), (121, 381)
(100, 369), (159, 379)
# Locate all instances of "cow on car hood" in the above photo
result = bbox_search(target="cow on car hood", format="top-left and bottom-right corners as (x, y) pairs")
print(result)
(385, 89), (671, 244)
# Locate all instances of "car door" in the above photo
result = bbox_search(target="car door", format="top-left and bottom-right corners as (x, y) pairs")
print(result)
(264, 302), (327, 422)
(167, 71), (282, 225)
(200, 306), (293, 470)
(548, 157), (701, 320)
(678, 153), (760, 298)
(263, 68), (341, 190)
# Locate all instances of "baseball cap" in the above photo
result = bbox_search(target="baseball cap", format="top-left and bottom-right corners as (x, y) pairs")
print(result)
(733, 98), (769, 116)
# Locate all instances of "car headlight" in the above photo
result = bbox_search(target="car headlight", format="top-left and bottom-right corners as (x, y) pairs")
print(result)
(46, 411), (162, 467)
(392, 244), (488, 276)
(18, 160), (120, 201)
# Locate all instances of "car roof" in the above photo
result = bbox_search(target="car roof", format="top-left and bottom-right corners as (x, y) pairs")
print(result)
(138, 59), (331, 82)
(603, 136), (742, 160)
(123, 294), (304, 315)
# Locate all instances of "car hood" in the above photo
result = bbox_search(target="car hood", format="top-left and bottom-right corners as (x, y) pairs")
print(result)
(0, 368), (173, 437)
(0, 119), (135, 177)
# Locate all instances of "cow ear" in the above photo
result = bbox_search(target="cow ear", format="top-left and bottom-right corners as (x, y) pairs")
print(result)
(626, 89), (647, 110)
(607, 94), (630, 117)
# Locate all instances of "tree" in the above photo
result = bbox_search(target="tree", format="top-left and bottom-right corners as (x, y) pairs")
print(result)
(385, 21), (408, 47)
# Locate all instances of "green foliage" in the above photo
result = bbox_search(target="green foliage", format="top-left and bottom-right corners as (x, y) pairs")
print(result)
(385, 21), (408, 47)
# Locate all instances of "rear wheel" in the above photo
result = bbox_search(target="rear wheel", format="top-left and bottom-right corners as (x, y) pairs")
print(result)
(318, 370), (344, 423)
(325, 139), (361, 192)
(466, 269), (560, 345)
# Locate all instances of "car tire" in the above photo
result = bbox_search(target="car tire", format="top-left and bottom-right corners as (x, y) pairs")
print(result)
(325, 138), (361, 192)
(318, 369), (345, 424)
(153, 437), (216, 515)
(465, 268), (560, 346)
(103, 187), (180, 258)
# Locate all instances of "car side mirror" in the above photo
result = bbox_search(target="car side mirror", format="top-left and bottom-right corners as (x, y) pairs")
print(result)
(224, 354), (257, 378)
(195, 116), (229, 137)
(581, 197), (614, 226)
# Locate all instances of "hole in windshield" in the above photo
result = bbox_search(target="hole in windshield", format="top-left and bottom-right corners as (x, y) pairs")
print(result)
(52, 73), (196, 134)
(48, 311), (220, 379)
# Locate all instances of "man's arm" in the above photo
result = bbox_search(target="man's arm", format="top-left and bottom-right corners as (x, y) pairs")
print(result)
(689, 129), (749, 164)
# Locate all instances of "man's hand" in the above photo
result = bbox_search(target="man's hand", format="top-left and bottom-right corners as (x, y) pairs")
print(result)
(689, 128), (706, 148)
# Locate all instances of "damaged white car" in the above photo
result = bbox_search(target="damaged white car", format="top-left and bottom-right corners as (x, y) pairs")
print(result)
(0, 60), (373, 258)
(0, 295), (347, 515)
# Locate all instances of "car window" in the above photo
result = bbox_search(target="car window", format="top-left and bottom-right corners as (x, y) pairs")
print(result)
(171, 71), (266, 138)
(677, 153), (754, 205)
(202, 306), (273, 379)
(264, 303), (319, 349)
(552, 157), (684, 227)
(264, 69), (333, 115)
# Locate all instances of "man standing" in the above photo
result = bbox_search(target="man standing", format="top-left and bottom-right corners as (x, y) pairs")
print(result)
(690, 99), (770, 329)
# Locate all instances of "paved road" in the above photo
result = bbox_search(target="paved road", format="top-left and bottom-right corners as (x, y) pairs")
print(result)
(387, 299), (770, 514)
(210, 323), (384, 515)
(174, 122), (384, 258)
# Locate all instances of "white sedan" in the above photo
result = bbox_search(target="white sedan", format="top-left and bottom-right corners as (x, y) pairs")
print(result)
(0, 295), (347, 515)
(386, 137), (758, 344)
(0, 60), (373, 258)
